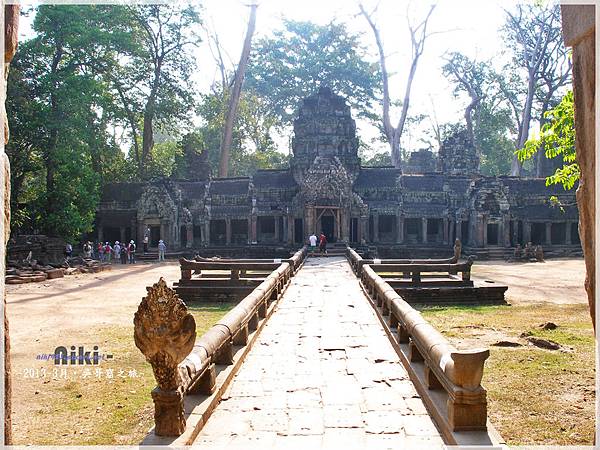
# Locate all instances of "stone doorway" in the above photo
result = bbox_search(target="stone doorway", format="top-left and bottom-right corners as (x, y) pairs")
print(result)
(316, 207), (339, 243)
(150, 226), (160, 247)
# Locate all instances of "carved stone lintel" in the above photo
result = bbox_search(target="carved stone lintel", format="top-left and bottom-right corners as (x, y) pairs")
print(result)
(151, 387), (186, 436)
(134, 278), (196, 391)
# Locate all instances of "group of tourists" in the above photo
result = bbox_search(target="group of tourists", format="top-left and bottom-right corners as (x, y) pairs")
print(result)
(81, 240), (138, 264)
(308, 232), (328, 255)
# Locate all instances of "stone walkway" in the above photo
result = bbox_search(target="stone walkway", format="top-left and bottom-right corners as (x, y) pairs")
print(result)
(193, 257), (444, 449)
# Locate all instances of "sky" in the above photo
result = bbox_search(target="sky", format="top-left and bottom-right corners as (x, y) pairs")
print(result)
(18, 0), (539, 157)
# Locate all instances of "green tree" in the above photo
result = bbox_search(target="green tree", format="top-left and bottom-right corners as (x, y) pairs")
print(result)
(442, 52), (515, 176)
(517, 90), (577, 190)
(107, 4), (202, 179)
(246, 20), (380, 128)
(6, 6), (121, 240)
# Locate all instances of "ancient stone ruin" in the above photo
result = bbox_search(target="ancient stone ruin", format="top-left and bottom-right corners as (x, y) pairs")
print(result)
(96, 87), (581, 259)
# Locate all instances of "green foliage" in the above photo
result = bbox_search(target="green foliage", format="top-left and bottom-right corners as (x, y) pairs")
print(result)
(193, 88), (289, 177)
(246, 20), (380, 128)
(360, 151), (392, 167)
(517, 90), (578, 190)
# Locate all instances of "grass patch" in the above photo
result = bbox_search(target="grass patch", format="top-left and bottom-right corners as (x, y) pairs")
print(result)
(420, 303), (595, 445)
(12, 302), (234, 445)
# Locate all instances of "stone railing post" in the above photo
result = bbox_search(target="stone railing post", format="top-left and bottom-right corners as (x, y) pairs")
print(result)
(134, 278), (197, 436)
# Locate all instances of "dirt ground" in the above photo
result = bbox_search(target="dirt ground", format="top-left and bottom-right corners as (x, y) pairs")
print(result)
(5, 257), (593, 444)
(473, 258), (587, 305)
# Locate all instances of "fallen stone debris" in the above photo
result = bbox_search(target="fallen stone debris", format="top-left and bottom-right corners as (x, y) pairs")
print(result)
(5, 256), (111, 284)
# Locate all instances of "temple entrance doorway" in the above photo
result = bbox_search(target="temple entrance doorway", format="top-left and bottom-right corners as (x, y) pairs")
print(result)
(150, 226), (160, 247)
(315, 207), (340, 243)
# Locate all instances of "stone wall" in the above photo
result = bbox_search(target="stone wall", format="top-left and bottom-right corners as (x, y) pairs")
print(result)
(561, 5), (595, 330)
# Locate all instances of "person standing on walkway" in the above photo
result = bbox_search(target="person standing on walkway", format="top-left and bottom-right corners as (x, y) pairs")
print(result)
(158, 239), (166, 262)
(143, 226), (150, 254)
(308, 233), (318, 256)
(319, 232), (328, 255)
(114, 241), (121, 263)
(120, 243), (128, 264)
(82, 241), (92, 259)
(128, 240), (136, 264)
(97, 242), (104, 262)
(104, 242), (113, 263)
(64, 243), (72, 259)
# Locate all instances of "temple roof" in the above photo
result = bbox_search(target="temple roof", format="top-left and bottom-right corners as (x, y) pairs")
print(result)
(252, 170), (298, 189)
(500, 177), (572, 194)
(175, 181), (206, 200)
(355, 167), (402, 188)
(101, 183), (144, 202)
(401, 174), (445, 191)
(209, 178), (250, 195)
(512, 204), (579, 220)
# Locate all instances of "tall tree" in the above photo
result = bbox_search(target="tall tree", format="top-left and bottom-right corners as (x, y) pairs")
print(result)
(501, 3), (571, 176)
(246, 19), (380, 128)
(218, 3), (258, 177)
(109, 4), (202, 179)
(441, 53), (514, 175)
(359, 3), (436, 168)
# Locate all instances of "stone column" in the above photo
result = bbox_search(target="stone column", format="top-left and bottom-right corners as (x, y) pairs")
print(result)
(422, 218), (428, 243)
(360, 216), (368, 243)
(287, 215), (294, 245)
(396, 215), (404, 244)
(204, 220), (210, 246)
(561, 5), (595, 329)
(186, 224), (193, 248)
(456, 220), (462, 243)
(97, 226), (104, 244)
(373, 213), (379, 243)
(523, 220), (532, 244)
(225, 219), (232, 245)
(120, 227), (126, 244)
(274, 216), (280, 242)
(503, 217), (511, 247)
(566, 222), (572, 245)
(545, 222), (552, 245)
(482, 216), (488, 247)
(282, 216), (288, 243)
(443, 218), (449, 244)
(250, 215), (257, 244)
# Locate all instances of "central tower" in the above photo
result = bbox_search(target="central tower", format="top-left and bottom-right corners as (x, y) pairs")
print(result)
(290, 87), (365, 242)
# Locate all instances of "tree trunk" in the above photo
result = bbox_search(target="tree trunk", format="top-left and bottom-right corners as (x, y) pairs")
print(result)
(141, 108), (154, 179)
(218, 4), (257, 177)
(3, 4), (20, 444)
(511, 75), (536, 176)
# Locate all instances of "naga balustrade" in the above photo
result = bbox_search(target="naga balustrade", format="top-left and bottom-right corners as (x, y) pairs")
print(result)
(133, 252), (304, 437)
(347, 239), (463, 276)
(359, 263), (489, 432)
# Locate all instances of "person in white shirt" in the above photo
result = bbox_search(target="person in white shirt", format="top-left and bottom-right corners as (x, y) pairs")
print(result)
(308, 233), (318, 255)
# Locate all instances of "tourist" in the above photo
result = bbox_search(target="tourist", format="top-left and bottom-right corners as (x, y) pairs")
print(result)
(64, 243), (72, 259)
(114, 241), (121, 263)
(104, 242), (113, 263)
(82, 241), (92, 259)
(319, 232), (328, 255)
(144, 226), (150, 254)
(128, 240), (136, 264)
(120, 243), (128, 264)
(98, 242), (105, 262)
(158, 239), (166, 262)
(308, 232), (317, 255)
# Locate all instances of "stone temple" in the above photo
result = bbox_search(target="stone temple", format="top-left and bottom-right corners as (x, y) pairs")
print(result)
(96, 87), (581, 258)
